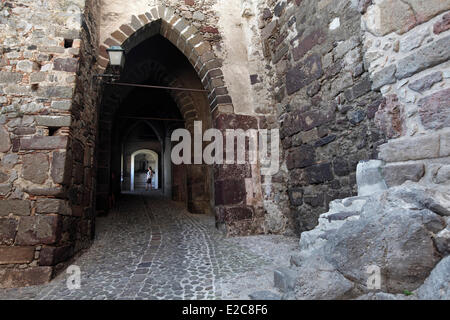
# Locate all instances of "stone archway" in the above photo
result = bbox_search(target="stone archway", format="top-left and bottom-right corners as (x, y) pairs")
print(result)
(98, 5), (233, 114)
(96, 4), (265, 236)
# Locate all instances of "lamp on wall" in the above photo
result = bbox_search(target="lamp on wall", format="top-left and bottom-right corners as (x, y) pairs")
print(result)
(94, 45), (125, 82)
(107, 46), (125, 68)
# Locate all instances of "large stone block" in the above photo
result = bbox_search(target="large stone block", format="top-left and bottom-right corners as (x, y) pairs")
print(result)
(292, 29), (325, 61)
(36, 86), (74, 99)
(363, 0), (416, 36)
(382, 162), (425, 187)
(22, 153), (49, 184)
(286, 54), (323, 95)
(396, 36), (450, 80)
(0, 72), (22, 83)
(15, 215), (60, 245)
(16, 60), (39, 73)
(0, 218), (18, 245)
(0, 266), (52, 288)
(379, 135), (440, 162)
(0, 246), (35, 264)
(51, 100), (72, 111)
(0, 126), (11, 153)
(1, 154), (18, 169)
(35, 116), (72, 127)
(39, 245), (74, 266)
(0, 200), (31, 216)
(35, 199), (68, 215)
(51, 151), (69, 184)
(323, 201), (442, 293)
(214, 179), (247, 205)
(404, 0), (450, 24)
(418, 88), (450, 130)
(20, 136), (68, 150)
(286, 145), (315, 170)
(295, 255), (356, 299)
(23, 186), (65, 197)
(409, 72), (443, 93)
(304, 163), (333, 184)
(371, 65), (396, 90)
(53, 58), (79, 73)
(281, 110), (330, 138)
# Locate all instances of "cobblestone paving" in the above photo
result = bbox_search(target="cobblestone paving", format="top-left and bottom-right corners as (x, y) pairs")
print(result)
(0, 192), (298, 300)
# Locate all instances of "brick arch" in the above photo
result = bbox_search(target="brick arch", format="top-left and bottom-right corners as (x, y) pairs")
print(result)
(98, 4), (233, 114)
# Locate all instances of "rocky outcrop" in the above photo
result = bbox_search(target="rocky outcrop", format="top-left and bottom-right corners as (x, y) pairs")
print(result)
(267, 160), (450, 300)
(416, 256), (450, 299)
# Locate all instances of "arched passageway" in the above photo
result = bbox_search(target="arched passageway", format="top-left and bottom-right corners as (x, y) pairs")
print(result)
(94, 6), (265, 236)
(96, 31), (214, 216)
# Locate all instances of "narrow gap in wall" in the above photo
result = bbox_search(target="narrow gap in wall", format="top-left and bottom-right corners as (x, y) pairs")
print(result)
(49, 127), (59, 136)
(64, 39), (74, 48)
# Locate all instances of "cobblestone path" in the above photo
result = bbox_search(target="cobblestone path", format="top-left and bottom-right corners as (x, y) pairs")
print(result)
(0, 192), (297, 300)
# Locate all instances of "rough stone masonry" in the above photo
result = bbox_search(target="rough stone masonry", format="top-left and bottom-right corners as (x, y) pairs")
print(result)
(0, 0), (100, 287)
(0, 0), (449, 292)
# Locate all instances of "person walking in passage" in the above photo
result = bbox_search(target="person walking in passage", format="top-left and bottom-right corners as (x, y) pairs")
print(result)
(146, 166), (154, 191)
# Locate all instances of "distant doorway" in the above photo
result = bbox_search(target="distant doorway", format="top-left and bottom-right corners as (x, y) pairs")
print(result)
(131, 149), (158, 191)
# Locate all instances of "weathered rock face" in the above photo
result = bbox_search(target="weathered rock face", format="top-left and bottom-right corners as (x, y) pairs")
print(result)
(416, 256), (450, 300)
(292, 255), (356, 300)
(322, 193), (443, 293)
(274, 160), (450, 299)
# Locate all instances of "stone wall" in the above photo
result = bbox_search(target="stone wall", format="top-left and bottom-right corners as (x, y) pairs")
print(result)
(361, 1), (450, 191)
(257, 0), (387, 234)
(1, 0), (448, 288)
(0, 0), (100, 288)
